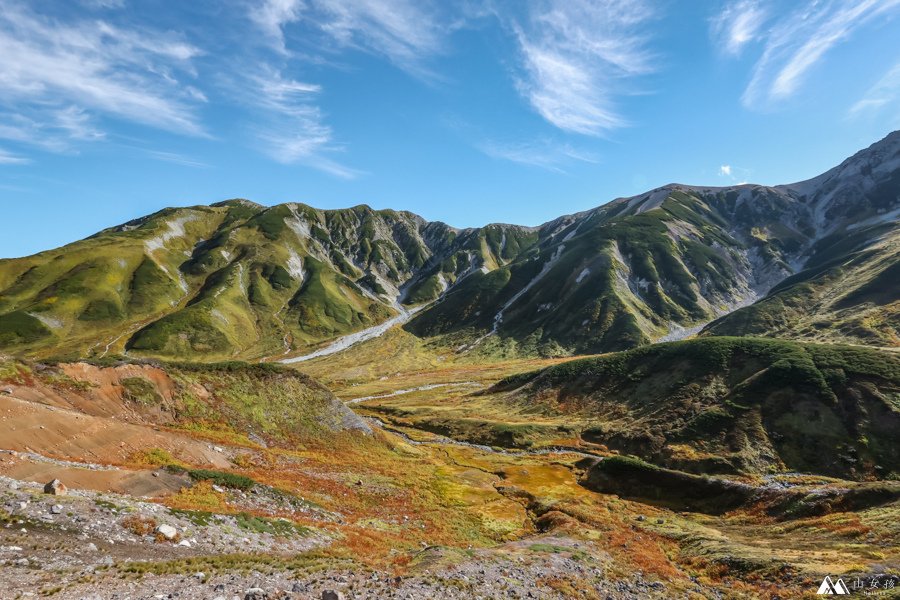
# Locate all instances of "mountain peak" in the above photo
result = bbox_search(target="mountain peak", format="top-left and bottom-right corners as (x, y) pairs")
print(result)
(211, 198), (264, 210)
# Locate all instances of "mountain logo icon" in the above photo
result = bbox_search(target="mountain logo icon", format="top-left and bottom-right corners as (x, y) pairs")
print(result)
(817, 576), (851, 595)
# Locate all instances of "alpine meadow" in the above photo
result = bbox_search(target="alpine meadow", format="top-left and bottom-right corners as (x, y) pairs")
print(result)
(1, 1), (899, 599)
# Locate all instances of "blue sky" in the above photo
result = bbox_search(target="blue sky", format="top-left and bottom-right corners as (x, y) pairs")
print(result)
(2, 0), (900, 258)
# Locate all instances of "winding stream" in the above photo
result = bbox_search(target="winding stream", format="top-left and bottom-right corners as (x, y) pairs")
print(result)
(363, 416), (602, 460)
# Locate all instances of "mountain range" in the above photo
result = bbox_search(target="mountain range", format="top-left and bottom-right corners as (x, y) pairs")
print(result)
(1, 131), (898, 361)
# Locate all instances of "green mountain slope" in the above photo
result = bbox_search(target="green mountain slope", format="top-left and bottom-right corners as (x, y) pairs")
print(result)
(0, 132), (898, 360)
(409, 131), (900, 354)
(703, 133), (900, 346)
(0, 200), (537, 360)
(487, 337), (900, 480)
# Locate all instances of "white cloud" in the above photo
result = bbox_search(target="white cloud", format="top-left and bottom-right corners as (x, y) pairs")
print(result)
(240, 67), (360, 178)
(848, 60), (900, 118)
(250, 0), (304, 54)
(741, 0), (900, 109)
(479, 139), (598, 173)
(0, 147), (29, 164)
(710, 0), (767, 55)
(718, 163), (752, 183)
(251, 0), (446, 75)
(0, 1), (205, 139)
(509, 0), (656, 135)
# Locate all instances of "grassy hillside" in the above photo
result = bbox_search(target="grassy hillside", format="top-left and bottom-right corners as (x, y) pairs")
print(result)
(488, 337), (900, 480)
(0, 358), (369, 446)
(0, 201), (536, 361)
(704, 224), (900, 346)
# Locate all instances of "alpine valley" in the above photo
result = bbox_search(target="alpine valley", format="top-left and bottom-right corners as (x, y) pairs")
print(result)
(1, 132), (899, 599)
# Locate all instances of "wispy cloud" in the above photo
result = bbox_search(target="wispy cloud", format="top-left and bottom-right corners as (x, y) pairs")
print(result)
(240, 67), (360, 179)
(250, 0), (304, 54)
(0, 108), (105, 153)
(0, 1), (206, 143)
(741, 0), (900, 109)
(848, 60), (900, 118)
(0, 147), (29, 164)
(244, 0), (452, 175)
(251, 0), (447, 76)
(80, 0), (127, 9)
(719, 164), (732, 177)
(479, 139), (597, 173)
(508, 0), (656, 135)
(710, 0), (767, 55)
(143, 150), (211, 169)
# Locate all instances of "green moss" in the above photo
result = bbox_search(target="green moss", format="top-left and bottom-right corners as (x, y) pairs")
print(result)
(79, 298), (125, 322)
(168, 468), (256, 490)
(234, 512), (311, 536)
(0, 310), (53, 347)
(128, 257), (182, 312)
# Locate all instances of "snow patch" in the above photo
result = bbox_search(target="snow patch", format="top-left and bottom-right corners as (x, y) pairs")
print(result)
(576, 268), (591, 283)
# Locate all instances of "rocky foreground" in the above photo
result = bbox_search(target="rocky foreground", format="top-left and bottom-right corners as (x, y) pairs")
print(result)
(0, 474), (678, 600)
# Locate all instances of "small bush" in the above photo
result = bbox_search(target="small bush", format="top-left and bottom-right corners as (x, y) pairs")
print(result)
(121, 377), (163, 406)
(184, 468), (256, 490)
(121, 514), (157, 536)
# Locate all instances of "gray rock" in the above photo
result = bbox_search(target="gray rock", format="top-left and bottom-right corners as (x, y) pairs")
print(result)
(322, 591), (345, 600)
(155, 524), (178, 540)
(244, 588), (267, 600)
(43, 479), (67, 496)
(50, 504), (63, 515)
